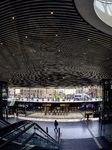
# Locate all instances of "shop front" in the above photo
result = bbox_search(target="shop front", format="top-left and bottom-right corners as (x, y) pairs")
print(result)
(13, 100), (101, 117)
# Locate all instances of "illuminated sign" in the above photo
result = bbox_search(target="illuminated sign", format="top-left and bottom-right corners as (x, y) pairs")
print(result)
(42, 104), (51, 107)
(75, 95), (81, 97)
(60, 104), (69, 107)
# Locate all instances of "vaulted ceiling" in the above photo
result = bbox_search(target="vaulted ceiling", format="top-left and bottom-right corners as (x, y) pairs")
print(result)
(0, 0), (112, 88)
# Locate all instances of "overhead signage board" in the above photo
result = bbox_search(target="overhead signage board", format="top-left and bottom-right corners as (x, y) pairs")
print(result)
(60, 104), (69, 107)
(42, 104), (51, 107)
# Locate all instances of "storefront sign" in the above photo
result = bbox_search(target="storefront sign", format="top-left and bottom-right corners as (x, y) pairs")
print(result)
(42, 104), (51, 107)
(60, 104), (69, 107)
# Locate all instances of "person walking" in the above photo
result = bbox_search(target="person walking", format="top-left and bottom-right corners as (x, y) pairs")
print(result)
(54, 120), (58, 132)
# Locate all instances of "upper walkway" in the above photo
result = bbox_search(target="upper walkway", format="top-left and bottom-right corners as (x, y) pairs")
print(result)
(7, 97), (101, 103)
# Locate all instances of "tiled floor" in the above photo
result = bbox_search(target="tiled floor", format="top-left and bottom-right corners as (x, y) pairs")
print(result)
(59, 139), (99, 150)
(35, 121), (93, 139)
(28, 112), (85, 119)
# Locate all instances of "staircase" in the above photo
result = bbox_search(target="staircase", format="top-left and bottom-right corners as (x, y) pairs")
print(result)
(0, 118), (10, 129)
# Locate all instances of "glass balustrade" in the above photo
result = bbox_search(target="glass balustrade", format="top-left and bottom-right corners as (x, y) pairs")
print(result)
(0, 121), (59, 150)
(0, 122), (32, 141)
(21, 134), (59, 150)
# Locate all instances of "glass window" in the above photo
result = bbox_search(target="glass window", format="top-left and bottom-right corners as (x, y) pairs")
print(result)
(97, 0), (112, 3)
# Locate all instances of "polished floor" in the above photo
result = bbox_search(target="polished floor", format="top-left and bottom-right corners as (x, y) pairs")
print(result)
(7, 111), (93, 121)
(4, 117), (112, 150)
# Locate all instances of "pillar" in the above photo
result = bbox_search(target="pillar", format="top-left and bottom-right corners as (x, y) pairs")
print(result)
(100, 79), (112, 111)
(0, 81), (8, 118)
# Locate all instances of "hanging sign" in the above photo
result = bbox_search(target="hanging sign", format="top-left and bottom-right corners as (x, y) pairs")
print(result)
(60, 104), (69, 107)
(42, 104), (51, 107)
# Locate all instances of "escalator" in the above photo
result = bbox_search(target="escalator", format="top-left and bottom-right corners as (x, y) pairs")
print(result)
(0, 118), (10, 129)
(0, 120), (59, 150)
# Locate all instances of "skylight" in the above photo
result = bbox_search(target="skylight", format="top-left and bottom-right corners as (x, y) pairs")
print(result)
(94, 0), (112, 27)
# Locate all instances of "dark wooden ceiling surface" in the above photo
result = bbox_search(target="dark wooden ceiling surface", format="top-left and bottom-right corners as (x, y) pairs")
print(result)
(0, 0), (112, 87)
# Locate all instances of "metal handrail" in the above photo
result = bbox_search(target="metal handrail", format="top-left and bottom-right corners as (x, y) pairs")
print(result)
(18, 133), (35, 150)
(0, 121), (31, 139)
(18, 132), (59, 150)
(0, 120), (31, 137)
(0, 122), (34, 148)
(34, 123), (59, 144)
(0, 119), (10, 126)
(33, 132), (59, 146)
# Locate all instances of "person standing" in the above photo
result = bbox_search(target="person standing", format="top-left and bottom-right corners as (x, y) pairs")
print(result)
(54, 120), (58, 132)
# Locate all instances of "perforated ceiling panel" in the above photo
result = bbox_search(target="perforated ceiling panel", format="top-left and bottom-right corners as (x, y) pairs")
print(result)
(0, 0), (112, 88)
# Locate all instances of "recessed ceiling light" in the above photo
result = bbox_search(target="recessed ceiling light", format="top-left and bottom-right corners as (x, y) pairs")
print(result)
(58, 50), (60, 52)
(88, 39), (90, 41)
(12, 17), (15, 20)
(25, 36), (28, 38)
(13, 54), (15, 56)
(34, 50), (36, 53)
(51, 12), (53, 14)
(84, 53), (86, 55)
(63, 77), (64, 79)
(1, 43), (3, 45)
(56, 34), (58, 37)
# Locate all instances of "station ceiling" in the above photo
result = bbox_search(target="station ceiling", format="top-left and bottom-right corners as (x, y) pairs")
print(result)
(0, 0), (112, 88)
